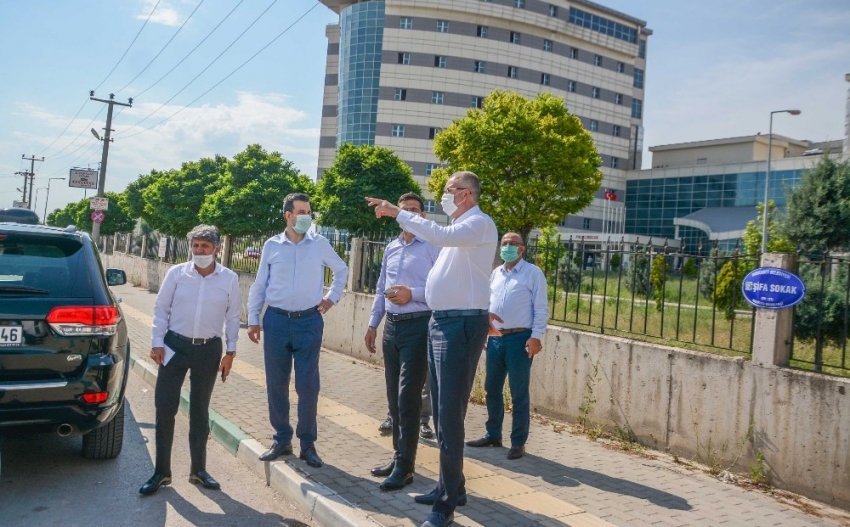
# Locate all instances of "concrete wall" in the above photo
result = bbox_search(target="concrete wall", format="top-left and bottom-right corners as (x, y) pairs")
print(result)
(104, 252), (850, 508)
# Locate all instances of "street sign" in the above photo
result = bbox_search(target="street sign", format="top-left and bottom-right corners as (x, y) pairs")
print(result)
(741, 267), (806, 309)
(12, 201), (28, 208)
(69, 169), (98, 189)
(89, 197), (109, 210)
(91, 210), (105, 224)
(158, 238), (168, 258)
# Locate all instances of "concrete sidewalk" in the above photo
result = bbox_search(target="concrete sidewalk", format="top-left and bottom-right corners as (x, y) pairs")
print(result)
(116, 284), (850, 527)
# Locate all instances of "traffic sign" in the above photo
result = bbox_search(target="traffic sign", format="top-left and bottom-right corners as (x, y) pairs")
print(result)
(69, 169), (98, 189)
(90, 197), (109, 210)
(91, 210), (105, 224)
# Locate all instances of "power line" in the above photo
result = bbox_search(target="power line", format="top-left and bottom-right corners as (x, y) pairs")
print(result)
(38, 99), (90, 156)
(116, 0), (206, 95)
(46, 107), (105, 159)
(92, 0), (163, 93)
(117, 0), (277, 136)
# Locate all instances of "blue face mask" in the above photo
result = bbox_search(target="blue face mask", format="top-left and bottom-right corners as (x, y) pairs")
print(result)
(500, 245), (520, 263)
(293, 214), (312, 234)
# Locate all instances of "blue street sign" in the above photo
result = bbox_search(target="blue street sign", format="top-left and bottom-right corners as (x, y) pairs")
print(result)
(741, 267), (806, 309)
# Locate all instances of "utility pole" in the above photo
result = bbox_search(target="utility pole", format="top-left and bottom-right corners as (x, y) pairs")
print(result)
(16, 155), (43, 208)
(89, 91), (132, 246)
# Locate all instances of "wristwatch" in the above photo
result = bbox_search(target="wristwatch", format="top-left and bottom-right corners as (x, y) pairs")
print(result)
(225, 351), (236, 356)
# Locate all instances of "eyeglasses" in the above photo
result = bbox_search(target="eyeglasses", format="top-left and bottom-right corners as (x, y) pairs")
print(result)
(444, 187), (467, 195)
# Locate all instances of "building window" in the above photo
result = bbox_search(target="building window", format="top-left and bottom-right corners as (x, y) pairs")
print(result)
(471, 96), (484, 108)
(568, 7), (637, 44)
(541, 73), (550, 86)
(477, 25), (488, 38)
(510, 31), (521, 44)
(567, 80), (576, 92)
(436, 20), (449, 33)
(632, 99), (642, 119)
(398, 52), (410, 65)
(428, 127), (443, 139)
(569, 47), (578, 59)
(543, 39), (553, 52)
(508, 66), (518, 79)
(514, 0), (525, 8)
(548, 4), (558, 17)
(434, 55), (446, 68)
(594, 55), (602, 66)
(394, 88), (407, 101)
(399, 17), (413, 29)
(424, 199), (435, 213)
(610, 157), (618, 168)
(617, 61), (625, 73)
(391, 125), (405, 137)
(615, 93), (623, 105)
(426, 163), (438, 176)
(431, 92), (444, 105)
(583, 218), (591, 229)
(613, 125), (621, 137)
(592, 87), (600, 99)
(474, 60), (486, 73)
(634, 68), (644, 89)
(639, 39), (646, 58)
(589, 120), (598, 132)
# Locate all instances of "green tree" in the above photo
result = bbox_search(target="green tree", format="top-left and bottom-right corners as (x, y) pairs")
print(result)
(713, 260), (748, 320)
(650, 255), (669, 311)
(47, 192), (134, 235)
(609, 253), (621, 271)
(783, 156), (850, 253)
(315, 143), (420, 236)
(682, 257), (697, 278)
(46, 201), (82, 228)
(529, 225), (562, 287)
(742, 201), (794, 258)
(199, 144), (314, 236)
(124, 170), (165, 222)
(428, 90), (602, 241)
(625, 251), (652, 298)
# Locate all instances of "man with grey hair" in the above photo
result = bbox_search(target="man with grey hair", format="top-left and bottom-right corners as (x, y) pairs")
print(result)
(141, 224), (242, 495)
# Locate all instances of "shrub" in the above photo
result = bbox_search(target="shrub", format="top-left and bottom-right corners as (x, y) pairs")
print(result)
(609, 253), (621, 271)
(713, 260), (749, 320)
(625, 252), (652, 298)
(682, 257), (697, 278)
(650, 255), (669, 311)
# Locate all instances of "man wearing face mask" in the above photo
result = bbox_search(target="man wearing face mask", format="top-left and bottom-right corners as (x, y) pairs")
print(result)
(141, 224), (241, 495)
(366, 171), (498, 527)
(247, 192), (348, 469)
(466, 232), (547, 460)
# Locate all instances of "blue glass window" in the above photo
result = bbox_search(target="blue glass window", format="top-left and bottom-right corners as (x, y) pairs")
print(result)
(543, 39), (553, 51)
(631, 99), (642, 119)
(634, 68), (644, 89)
(568, 7), (637, 44)
(400, 17), (412, 29)
(437, 20), (449, 33)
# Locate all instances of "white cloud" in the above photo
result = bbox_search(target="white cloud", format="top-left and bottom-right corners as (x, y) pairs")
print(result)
(138, 0), (182, 27)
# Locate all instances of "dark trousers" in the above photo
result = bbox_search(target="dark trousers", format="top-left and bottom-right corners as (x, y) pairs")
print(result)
(485, 330), (534, 447)
(386, 371), (432, 424)
(382, 316), (429, 469)
(155, 334), (222, 475)
(428, 313), (489, 516)
(262, 309), (323, 451)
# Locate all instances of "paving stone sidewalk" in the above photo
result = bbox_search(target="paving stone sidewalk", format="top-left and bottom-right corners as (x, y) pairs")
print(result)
(116, 284), (850, 527)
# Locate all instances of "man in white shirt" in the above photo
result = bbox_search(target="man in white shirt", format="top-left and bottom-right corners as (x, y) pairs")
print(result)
(247, 192), (348, 469)
(141, 225), (241, 495)
(367, 171), (498, 527)
(466, 232), (548, 460)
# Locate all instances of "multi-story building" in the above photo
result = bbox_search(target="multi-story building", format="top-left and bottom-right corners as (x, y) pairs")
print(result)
(317, 0), (650, 231)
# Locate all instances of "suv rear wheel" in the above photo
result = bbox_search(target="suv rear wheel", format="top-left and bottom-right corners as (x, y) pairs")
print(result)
(82, 403), (125, 459)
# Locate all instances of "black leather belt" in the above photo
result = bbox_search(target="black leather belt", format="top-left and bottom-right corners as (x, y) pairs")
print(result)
(432, 309), (489, 319)
(497, 327), (531, 336)
(166, 330), (220, 346)
(268, 305), (319, 318)
(386, 310), (432, 322)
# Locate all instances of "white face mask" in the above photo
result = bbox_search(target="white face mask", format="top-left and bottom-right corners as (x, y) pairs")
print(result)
(441, 192), (458, 217)
(192, 253), (215, 268)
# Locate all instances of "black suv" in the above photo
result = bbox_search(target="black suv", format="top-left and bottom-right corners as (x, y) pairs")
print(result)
(0, 222), (129, 460)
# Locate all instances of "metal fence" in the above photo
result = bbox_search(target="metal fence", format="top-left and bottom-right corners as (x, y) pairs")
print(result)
(791, 253), (850, 374)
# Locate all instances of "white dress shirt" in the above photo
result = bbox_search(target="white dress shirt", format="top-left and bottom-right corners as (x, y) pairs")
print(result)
(489, 258), (549, 339)
(151, 261), (241, 351)
(397, 205), (498, 311)
(247, 230), (349, 325)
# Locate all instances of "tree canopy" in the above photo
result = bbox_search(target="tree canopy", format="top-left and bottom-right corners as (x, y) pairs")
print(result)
(315, 143), (420, 236)
(427, 89), (602, 240)
(46, 191), (134, 235)
(782, 156), (850, 253)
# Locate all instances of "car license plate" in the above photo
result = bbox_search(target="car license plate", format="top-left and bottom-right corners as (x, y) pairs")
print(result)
(0, 326), (24, 347)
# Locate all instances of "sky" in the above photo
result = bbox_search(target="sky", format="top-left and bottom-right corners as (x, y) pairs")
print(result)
(1, 0), (848, 217)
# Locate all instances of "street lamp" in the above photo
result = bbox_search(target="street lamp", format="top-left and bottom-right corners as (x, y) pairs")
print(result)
(43, 177), (66, 224)
(33, 188), (47, 218)
(761, 109), (801, 254)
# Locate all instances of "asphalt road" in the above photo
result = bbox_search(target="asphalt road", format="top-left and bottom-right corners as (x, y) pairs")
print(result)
(0, 369), (316, 527)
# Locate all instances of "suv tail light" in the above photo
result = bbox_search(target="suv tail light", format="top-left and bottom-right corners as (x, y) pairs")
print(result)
(46, 306), (121, 336)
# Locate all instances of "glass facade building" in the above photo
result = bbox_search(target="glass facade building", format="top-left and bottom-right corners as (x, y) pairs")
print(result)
(338, 1), (386, 145)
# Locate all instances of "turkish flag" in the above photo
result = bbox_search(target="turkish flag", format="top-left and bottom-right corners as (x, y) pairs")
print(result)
(604, 190), (617, 201)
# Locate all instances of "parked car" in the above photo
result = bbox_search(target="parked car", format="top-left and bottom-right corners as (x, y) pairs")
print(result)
(0, 222), (129, 461)
(242, 246), (261, 259)
(0, 208), (39, 225)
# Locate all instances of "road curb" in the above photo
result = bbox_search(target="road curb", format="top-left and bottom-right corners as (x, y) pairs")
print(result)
(128, 352), (379, 527)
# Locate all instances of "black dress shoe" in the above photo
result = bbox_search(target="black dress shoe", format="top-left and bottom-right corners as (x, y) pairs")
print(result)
(379, 464), (413, 491)
(139, 473), (172, 495)
(299, 446), (323, 468)
(419, 422), (434, 439)
(465, 435), (502, 448)
(507, 445), (525, 460)
(413, 487), (467, 506)
(370, 458), (395, 477)
(421, 511), (454, 527)
(189, 470), (221, 490)
(259, 441), (293, 461)
(378, 416), (393, 434)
